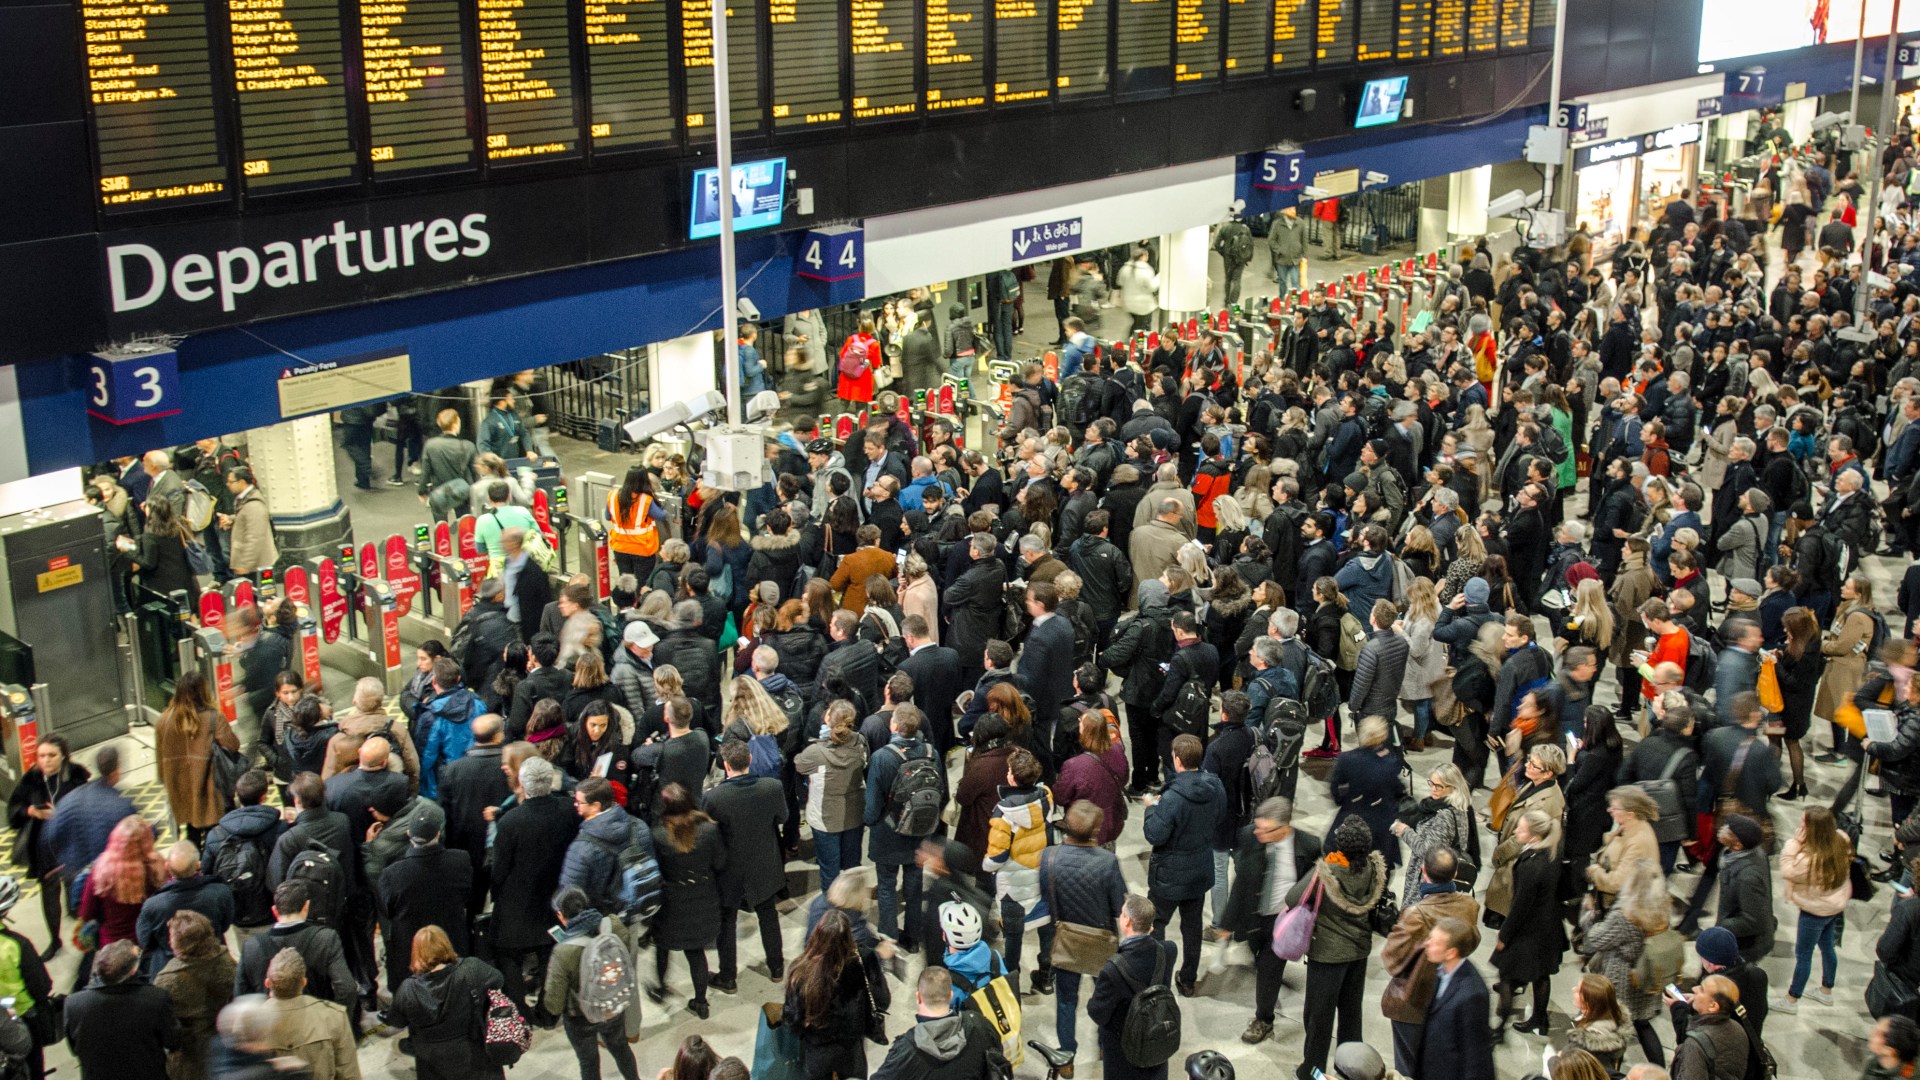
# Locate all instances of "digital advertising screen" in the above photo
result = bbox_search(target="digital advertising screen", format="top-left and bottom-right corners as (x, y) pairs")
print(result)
(1698, 0), (1920, 63)
(1353, 73), (1406, 126)
(689, 157), (789, 239)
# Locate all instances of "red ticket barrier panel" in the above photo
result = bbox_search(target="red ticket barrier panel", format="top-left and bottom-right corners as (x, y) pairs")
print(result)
(196, 592), (237, 723)
(383, 534), (420, 618)
(310, 556), (347, 644)
(281, 565), (324, 689)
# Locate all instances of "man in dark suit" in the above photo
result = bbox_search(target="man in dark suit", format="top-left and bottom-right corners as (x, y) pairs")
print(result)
(897, 613), (963, 757)
(376, 816), (474, 1001)
(1416, 916), (1493, 1080)
(703, 741), (790, 990)
(501, 527), (554, 641)
(1220, 797), (1322, 1045)
(489, 756), (577, 1016)
(437, 714), (510, 923)
(943, 533), (1009, 688)
(1087, 895), (1181, 1080)
(1017, 581), (1076, 770)
(507, 633), (572, 740)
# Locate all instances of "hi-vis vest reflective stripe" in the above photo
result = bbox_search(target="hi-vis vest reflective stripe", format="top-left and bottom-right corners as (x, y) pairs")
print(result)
(607, 491), (660, 556)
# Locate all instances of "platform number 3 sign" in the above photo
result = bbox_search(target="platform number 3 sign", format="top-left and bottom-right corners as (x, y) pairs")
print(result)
(86, 349), (181, 425)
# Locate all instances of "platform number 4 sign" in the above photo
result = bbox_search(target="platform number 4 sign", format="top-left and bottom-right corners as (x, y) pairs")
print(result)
(798, 225), (864, 283)
(86, 349), (181, 425)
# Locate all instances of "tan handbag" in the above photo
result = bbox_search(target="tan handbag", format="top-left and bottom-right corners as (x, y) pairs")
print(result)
(1487, 763), (1522, 832)
(1429, 666), (1458, 723)
(1045, 850), (1118, 975)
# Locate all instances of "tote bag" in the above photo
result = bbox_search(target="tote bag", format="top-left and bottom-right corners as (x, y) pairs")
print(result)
(752, 1003), (804, 1080)
(1269, 874), (1324, 962)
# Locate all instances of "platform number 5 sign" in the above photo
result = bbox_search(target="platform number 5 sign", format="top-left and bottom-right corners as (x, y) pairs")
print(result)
(86, 349), (181, 425)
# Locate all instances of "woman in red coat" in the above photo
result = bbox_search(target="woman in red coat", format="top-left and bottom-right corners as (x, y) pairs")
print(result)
(837, 317), (879, 409)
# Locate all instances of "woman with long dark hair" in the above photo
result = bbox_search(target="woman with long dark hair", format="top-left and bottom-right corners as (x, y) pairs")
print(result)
(1562, 706), (1625, 873)
(567, 701), (634, 786)
(130, 499), (199, 603)
(783, 908), (889, 1080)
(6, 736), (87, 959)
(607, 464), (663, 584)
(649, 783), (727, 1017)
(698, 502), (752, 615)
(1776, 606), (1824, 800)
(154, 670), (241, 846)
(487, 641), (529, 715)
(280, 695), (336, 780)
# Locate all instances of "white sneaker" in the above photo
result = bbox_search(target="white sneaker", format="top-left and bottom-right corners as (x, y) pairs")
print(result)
(1807, 987), (1834, 1005)
(1773, 996), (1799, 1013)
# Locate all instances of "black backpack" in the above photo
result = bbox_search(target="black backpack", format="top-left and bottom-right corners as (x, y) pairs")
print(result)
(1117, 944), (1183, 1068)
(208, 830), (276, 927)
(885, 747), (944, 837)
(1166, 678), (1210, 736)
(1057, 374), (1106, 429)
(1301, 649), (1341, 722)
(284, 843), (346, 928)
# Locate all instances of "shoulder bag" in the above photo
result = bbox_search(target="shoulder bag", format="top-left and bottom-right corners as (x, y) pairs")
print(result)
(1269, 873), (1324, 962)
(1047, 849), (1119, 974)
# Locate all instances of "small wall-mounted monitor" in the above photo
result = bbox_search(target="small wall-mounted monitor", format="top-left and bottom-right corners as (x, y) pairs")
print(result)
(1353, 77), (1408, 129)
(689, 157), (788, 240)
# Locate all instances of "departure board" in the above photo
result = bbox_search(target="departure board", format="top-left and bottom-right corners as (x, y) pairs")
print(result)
(1354, 0), (1392, 60)
(1432, 0), (1464, 55)
(1173, 0), (1219, 86)
(1314, 0), (1352, 63)
(993, 0), (1049, 103)
(1498, 0), (1528, 47)
(585, 0), (676, 150)
(925, 0), (987, 110)
(1271, 0), (1309, 69)
(1223, 0), (1267, 77)
(360, 0), (477, 175)
(227, 0), (358, 191)
(683, 0), (761, 133)
(770, 0), (844, 125)
(1394, 0), (1428, 57)
(480, 0), (580, 160)
(1466, 0), (1496, 51)
(1115, 0), (1171, 94)
(84, 0), (228, 209)
(851, 0), (916, 118)
(1056, 0), (1109, 95)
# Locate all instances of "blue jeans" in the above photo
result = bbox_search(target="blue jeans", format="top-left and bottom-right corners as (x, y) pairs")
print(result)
(815, 826), (864, 895)
(1275, 263), (1300, 292)
(875, 860), (921, 941)
(1410, 699), (1434, 741)
(1055, 968), (1083, 1054)
(1790, 910), (1841, 997)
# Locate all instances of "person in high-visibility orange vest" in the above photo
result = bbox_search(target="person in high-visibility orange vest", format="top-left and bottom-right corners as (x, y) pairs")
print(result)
(606, 464), (669, 583)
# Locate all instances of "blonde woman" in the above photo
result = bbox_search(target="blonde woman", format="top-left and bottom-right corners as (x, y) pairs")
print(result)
(1234, 464), (1275, 523)
(1585, 786), (1660, 904)
(1578, 858), (1671, 1066)
(643, 664), (683, 742)
(1396, 577), (1446, 750)
(1389, 763), (1475, 906)
(1176, 541), (1214, 595)
(1815, 575), (1878, 725)
(1485, 743), (1565, 918)
(723, 674), (791, 743)
(1440, 524), (1488, 603)
(1561, 578), (1616, 675)
(1462, 405), (1496, 499)
(1491, 807), (1566, 1036)
(1210, 495), (1250, 566)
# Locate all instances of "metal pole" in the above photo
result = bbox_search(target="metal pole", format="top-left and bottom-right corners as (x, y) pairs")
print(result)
(1541, 0), (1571, 211)
(1850, 0), (1869, 132)
(1857, 0), (1902, 334)
(712, 0), (743, 426)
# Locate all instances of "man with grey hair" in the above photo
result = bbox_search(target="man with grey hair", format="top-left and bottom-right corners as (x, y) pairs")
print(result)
(1221, 796), (1321, 1043)
(1711, 435), (1759, 545)
(944, 530), (1009, 687)
(1429, 487), (1462, 558)
(1133, 461), (1195, 533)
(1245, 637), (1298, 721)
(490, 754), (578, 1014)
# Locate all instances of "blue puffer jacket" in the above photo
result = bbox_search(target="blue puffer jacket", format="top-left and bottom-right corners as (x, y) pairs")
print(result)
(46, 780), (138, 879)
(1143, 769), (1226, 902)
(417, 687), (485, 799)
(1333, 551), (1393, 614)
(560, 806), (640, 912)
(1037, 843), (1125, 933)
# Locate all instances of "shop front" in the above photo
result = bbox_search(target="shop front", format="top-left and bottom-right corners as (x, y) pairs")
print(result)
(1572, 122), (1704, 256)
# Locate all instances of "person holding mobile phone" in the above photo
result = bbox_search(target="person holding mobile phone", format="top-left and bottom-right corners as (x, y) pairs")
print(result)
(1667, 974), (1751, 1080)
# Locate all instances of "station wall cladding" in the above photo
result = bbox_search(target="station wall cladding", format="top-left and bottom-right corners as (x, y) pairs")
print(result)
(0, 0), (1698, 360)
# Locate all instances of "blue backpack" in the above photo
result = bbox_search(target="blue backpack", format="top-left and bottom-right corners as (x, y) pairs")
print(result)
(747, 733), (782, 779)
(586, 821), (663, 922)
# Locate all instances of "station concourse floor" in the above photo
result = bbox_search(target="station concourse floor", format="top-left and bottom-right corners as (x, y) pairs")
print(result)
(58, 234), (1888, 1077)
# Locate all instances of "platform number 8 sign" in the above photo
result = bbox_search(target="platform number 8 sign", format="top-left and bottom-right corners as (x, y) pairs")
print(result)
(86, 350), (181, 425)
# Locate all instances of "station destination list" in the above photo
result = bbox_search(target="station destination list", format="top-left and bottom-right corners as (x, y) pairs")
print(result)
(994, 0), (1050, 102)
(584, 0), (676, 149)
(359, 0), (477, 174)
(924, 0), (987, 110)
(226, 0), (359, 190)
(770, 0), (845, 125)
(477, 0), (581, 159)
(83, 0), (230, 209)
(682, 0), (763, 135)
(1055, 0), (1109, 96)
(851, 0), (917, 118)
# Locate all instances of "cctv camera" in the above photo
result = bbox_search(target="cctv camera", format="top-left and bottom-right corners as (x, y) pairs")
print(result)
(1301, 186), (1331, 200)
(745, 389), (782, 423)
(1228, 198), (1246, 216)
(1810, 110), (1851, 134)
(622, 390), (730, 444)
(1486, 189), (1542, 218)
(736, 297), (761, 322)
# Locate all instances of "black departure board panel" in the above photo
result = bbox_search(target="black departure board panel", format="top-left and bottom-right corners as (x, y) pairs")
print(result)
(1395, 0), (1428, 57)
(1466, 0), (1495, 51)
(1056, 0), (1109, 94)
(1498, 0), (1528, 47)
(361, 0), (477, 175)
(1314, 0), (1351, 63)
(851, 0), (916, 117)
(228, 0), (358, 191)
(993, 0), (1049, 102)
(1272, 0), (1310, 69)
(1355, 0), (1392, 60)
(84, 0), (229, 210)
(586, 0), (676, 149)
(1173, 0), (1219, 87)
(771, 0), (844, 125)
(1222, 0), (1265, 77)
(1114, 0), (1170, 94)
(683, 0), (762, 134)
(480, 0), (581, 160)
(924, 0), (987, 109)
(1431, 0), (1463, 55)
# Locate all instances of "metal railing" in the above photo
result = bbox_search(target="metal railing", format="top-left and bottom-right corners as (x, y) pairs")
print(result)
(539, 351), (652, 441)
(1307, 184), (1423, 253)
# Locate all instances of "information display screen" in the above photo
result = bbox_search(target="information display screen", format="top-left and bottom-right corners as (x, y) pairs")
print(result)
(228, 0), (358, 191)
(771, 0), (844, 125)
(361, 0), (477, 175)
(1271, 0), (1311, 69)
(1465, 0), (1496, 51)
(1497, 0), (1527, 46)
(689, 156), (786, 238)
(1056, 0), (1110, 94)
(1431, 0), (1464, 55)
(925, 0), (988, 110)
(1222, 0), (1267, 76)
(1315, 0), (1353, 64)
(1394, 0), (1429, 57)
(994, 0), (1050, 102)
(851, 0), (917, 117)
(1114, 0), (1172, 94)
(1173, 0), (1219, 86)
(480, 0), (581, 160)
(84, 0), (229, 209)
(683, 0), (762, 135)
(1354, 0), (1393, 60)
(586, 0), (676, 150)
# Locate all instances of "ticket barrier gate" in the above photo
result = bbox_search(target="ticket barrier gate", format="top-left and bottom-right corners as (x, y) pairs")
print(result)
(0, 684), (49, 804)
(557, 514), (612, 604)
(129, 587), (195, 710)
(359, 578), (406, 696)
(405, 526), (474, 636)
(179, 625), (238, 725)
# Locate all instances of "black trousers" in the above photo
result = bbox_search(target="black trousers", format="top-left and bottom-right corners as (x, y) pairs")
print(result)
(341, 425), (374, 488)
(1147, 892), (1204, 984)
(1296, 958), (1367, 1080)
(495, 944), (551, 1018)
(1391, 1020), (1425, 1077)
(1496, 976), (1551, 1026)
(344, 897), (378, 998)
(717, 897), (783, 981)
(1249, 914), (1289, 1023)
(563, 1013), (640, 1080)
(655, 945), (711, 1004)
(1124, 700), (1160, 789)
(1454, 709), (1492, 788)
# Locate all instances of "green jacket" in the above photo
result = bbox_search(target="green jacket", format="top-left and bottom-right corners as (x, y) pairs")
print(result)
(418, 435), (476, 497)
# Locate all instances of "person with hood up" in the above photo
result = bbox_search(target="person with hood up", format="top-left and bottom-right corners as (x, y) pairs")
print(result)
(871, 965), (1010, 1080)
(981, 747), (1054, 994)
(1144, 733), (1227, 997)
(1287, 815), (1389, 1080)
(414, 658), (486, 800)
(745, 507), (807, 602)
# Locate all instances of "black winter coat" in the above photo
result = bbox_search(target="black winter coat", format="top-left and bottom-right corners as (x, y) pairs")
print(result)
(67, 978), (178, 1080)
(379, 843), (475, 957)
(652, 820), (727, 951)
(786, 950), (891, 1080)
(489, 792), (578, 949)
(1492, 847), (1566, 983)
(1201, 721), (1256, 848)
(943, 558), (1008, 661)
(655, 628), (722, 733)
(746, 530), (807, 602)
(701, 775), (788, 907)
(439, 746), (511, 870)
(1144, 769), (1227, 901)
(1068, 535), (1134, 624)
(766, 625), (831, 694)
(391, 957), (505, 1080)
(1103, 603), (1173, 706)
(819, 636), (883, 715)
(1088, 935), (1179, 1080)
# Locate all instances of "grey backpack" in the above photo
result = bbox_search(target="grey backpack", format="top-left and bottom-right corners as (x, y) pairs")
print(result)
(575, 919), (635, 1025)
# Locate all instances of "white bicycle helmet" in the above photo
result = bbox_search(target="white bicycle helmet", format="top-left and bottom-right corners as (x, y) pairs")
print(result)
(0, 875), (21, 919)
(939, 900), (982, 951)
